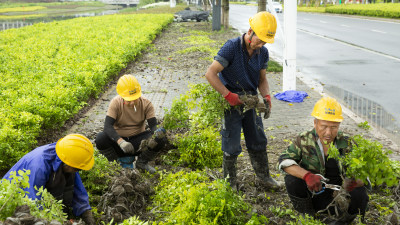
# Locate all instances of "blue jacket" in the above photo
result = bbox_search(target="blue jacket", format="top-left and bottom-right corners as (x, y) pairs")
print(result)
(2, 143), (91, 216)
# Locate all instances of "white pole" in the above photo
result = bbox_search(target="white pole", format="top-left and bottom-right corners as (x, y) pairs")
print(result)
(282, 0), (297, 91)
(170, 0), (176, 7)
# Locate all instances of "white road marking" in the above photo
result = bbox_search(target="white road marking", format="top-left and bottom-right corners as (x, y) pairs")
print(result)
(371, 29), (387, 34)
(299, 28), (400, 62)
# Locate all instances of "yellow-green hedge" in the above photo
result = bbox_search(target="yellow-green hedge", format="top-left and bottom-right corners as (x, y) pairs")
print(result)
(326, 3), (400, 18)
(0, 6), (46, 13)
(298, 6), (326, 13)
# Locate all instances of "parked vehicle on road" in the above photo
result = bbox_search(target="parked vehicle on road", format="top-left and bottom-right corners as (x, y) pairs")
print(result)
(272, 1), (283, 13)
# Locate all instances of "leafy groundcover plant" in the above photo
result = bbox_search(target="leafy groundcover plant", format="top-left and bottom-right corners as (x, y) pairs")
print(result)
(0, 170), (66, 222)
(328, 135), (400, 187)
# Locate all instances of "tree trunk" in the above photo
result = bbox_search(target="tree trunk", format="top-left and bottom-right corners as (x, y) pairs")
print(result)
(258, 0), (267, 12)
(203, 0), (210, 11)
(222, 0), (229, 29)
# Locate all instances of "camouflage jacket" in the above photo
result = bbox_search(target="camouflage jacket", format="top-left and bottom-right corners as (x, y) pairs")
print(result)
(278, 128), (354, 176)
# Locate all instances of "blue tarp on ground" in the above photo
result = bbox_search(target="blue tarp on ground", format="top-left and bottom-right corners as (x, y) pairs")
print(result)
(274, 90), (308, 103)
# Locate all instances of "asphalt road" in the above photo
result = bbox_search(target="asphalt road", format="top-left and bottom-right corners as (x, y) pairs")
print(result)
(229, 4), (400, 139)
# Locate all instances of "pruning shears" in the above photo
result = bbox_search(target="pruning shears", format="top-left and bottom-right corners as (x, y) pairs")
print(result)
(311, 174), (341, 196)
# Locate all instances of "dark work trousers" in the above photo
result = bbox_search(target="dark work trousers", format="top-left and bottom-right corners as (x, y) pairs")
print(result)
(285, 174), (369, 215)
(95, 131), (152, 157)
(220, 106), (267, 156)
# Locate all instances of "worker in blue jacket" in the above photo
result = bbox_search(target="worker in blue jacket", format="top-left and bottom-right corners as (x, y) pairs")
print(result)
(2, 134), (96, 224)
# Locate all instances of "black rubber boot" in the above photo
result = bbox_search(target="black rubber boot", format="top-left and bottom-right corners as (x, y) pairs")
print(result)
(136, 149), (158, 174)
(248, 150), (282, 190)
(98, 147), (118, 162)
(223, 153), (238, 191)
(288, 194), (315, 216)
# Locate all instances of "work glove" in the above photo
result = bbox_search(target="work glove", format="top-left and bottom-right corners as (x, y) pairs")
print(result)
(119, 140), (135, 154)
(81, 210), (95, 225)
(224, 91), (243, 106)
(343, 178), (358, 192)
(263, 94), (272, 119)
(303, 171), (323, 192)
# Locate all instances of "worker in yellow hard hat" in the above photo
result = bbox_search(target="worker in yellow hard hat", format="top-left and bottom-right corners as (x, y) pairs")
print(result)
(95, 74), (166, 174)
(278, 96), (369, 224)
(205, 11), (280, 191)
(2, 134), (96, 224)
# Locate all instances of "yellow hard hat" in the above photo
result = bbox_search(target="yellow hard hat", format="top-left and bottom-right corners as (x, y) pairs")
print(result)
(249, 11), (277, 43)
(116, 75), (142, 101)
(56, 134), (95, 171)
(311, 97), (343, 122)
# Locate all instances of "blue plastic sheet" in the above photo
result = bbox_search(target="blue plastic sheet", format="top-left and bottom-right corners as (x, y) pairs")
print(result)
(274, 90), (308, 103)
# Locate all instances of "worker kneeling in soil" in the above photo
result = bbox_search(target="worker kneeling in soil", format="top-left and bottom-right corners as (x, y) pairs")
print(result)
(278, 97), (369, 224)
(3, 134), (96, 225)
(95, 74), (166, 173)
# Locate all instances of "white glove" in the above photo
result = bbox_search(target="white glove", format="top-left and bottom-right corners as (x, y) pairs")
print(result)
(119, 140), (135, 154)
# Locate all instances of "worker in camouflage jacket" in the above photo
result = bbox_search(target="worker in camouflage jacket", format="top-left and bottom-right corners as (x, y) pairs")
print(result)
(278, 97), (369, 224)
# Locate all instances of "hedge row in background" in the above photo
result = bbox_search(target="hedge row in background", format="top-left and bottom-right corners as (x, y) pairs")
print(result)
(0, 1), (104, 9)
(298, 3), (400, 18)
(0, 13), (174, 170)
(0, 6), (45, 13)
(326, 3), (400, 18)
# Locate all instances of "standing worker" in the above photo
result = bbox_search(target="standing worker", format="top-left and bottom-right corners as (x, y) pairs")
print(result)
(205, 11), (281, 190)
(2, 134), (96, 224)
(95, 74), (166, 173)
(278, 97), (369, 224)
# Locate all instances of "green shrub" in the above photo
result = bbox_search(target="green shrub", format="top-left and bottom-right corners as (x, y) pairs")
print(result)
(163, 95), (190, 130)
(152, 171), (256, 224)
(187, 83), (229, 129)
(172, 127), (223, 169)
(163, 83), (229, 131)
(328, 135), (400, 187)
(163, 83), (229, 169)
(0, 170), (66, 222)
